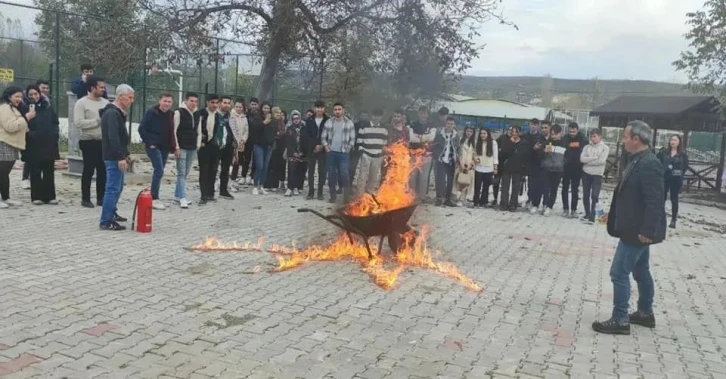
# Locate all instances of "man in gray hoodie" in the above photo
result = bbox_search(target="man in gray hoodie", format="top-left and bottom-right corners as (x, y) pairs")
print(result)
(321, 102), (355, 203)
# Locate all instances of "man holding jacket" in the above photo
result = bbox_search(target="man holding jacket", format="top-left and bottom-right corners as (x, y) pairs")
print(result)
(593, 120), (665, 335)
(138, 93), (176, 210)
(99, 85), (134, 231)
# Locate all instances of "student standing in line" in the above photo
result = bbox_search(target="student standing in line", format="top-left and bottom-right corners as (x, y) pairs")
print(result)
(580, 129), (610, 223)
(0, 86), (31, 209)
(472, 128), (498, 207)
(73, 76), (109, 208)
(172, 92), (199, 209)
(432, 117), (460, 207)
(24, 85), (60, 205)
(138, 92), (176, 209)
(455, 125), (475, 207)
(194, 94), (221, 204)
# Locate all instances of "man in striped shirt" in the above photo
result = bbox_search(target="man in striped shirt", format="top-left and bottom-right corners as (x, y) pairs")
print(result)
(355, 108), (388, 195)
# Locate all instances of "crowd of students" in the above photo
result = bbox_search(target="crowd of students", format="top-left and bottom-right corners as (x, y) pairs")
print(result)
(0, 64), (689, 231)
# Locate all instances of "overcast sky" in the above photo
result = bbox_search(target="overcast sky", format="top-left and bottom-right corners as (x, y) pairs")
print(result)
(471, 0), (704, 82)
(1, 0), (705, 83)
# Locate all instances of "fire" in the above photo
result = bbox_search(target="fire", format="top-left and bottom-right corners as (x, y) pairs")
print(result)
(344, 141), (426, 216)
(187, 141), (482, 292)
(190, 228), (482, 292)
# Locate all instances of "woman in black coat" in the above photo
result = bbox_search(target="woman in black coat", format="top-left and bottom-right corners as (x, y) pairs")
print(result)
(24, 85), (59, 205)
(657, 135), (688, 228)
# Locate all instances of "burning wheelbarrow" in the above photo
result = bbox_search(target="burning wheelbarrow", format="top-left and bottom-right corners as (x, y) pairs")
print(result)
(297, 202), (418, 260)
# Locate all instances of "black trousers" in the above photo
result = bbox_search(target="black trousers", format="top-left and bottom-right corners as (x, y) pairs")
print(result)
(664, 175), (683, 220)
(288, 160), (307, 190)
(545, 171), (562, 209)
(265, 144), (286, 189)
(528, 168), (547, 207)
(219, 144), (235, 194)
(473, 171), (493, 206)
(29, 160), (56, 202)
(582, 173), (603, 218)
(232, 140), (254, 180)
(434, 160), (455, 201)
(0, 161), (13, 201)
(307, 151), (327, 196)
(492, 174), (500, 203)
(561, 167), (582, 211)
(198, 145), (221, 199)
(500, 173), (523, 208)
(79, 140), (105, 203)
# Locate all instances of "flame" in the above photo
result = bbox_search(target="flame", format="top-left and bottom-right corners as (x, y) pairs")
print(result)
(344, 141), (426, 216)
(187, 142), (482, 292)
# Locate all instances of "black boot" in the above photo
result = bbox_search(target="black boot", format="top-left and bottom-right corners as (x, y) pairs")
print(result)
(592, 318), (630, 335)
(629, 311), (656, 328)
(669, 219), (676, 229)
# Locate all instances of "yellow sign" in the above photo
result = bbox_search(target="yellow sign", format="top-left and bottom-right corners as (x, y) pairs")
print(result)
(0, 68), (13, 83)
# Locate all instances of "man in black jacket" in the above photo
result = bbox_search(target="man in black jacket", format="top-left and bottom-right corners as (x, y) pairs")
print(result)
(561, 122), (589, 217)
(302, 100), (329, 200)
(99, 84), (134, 231)
(593, 120), (666, 335)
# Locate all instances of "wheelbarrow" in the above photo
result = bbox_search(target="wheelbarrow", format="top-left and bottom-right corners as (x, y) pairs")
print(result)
(297, 201), (419, 260)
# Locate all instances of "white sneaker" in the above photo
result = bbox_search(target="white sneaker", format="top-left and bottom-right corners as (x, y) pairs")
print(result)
(285, 189), (292, 197)
(530, 206), (539, 215)
(47, 199), (59, 205)
(0, 201), (8, 209)
(293, 189), (300, 196)
(32, 200), (43, 205)
(5, 199), (22, 206)
(456, 201), (463, 207)
(21, 180), (30, 190)
(252, 188), (259, 195)
(152, 200), (166, 210)
(261, 188), (268, 195)
(179, 198), (190, 209)
(543, 208), (552, 217)
(173, 197), (181, 203)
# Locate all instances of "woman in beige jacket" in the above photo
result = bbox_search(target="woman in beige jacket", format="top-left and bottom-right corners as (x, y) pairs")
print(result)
(0, 86), (32, 208)
(455, 125), (476, 206)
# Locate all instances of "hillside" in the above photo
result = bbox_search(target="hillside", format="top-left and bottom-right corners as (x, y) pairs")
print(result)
(455, 76), (697, 109)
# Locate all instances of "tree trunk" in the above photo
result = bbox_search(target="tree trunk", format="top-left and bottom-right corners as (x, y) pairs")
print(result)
(256, 0), (294, 101)
(257, 41), (283, 101)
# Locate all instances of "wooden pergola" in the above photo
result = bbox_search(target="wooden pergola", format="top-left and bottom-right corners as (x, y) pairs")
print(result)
(591, 95), (726, 191)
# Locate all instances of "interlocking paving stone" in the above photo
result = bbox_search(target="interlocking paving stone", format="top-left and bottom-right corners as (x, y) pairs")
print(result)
(1, 164), (726, 378)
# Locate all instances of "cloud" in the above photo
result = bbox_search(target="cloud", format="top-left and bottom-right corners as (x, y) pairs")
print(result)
(468, 0), (704, 82)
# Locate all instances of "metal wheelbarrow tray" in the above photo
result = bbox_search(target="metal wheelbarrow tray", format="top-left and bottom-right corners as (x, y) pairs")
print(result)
(297, 202), (419, 259)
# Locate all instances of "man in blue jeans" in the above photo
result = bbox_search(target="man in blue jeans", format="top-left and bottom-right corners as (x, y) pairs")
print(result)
(172, 92), (199, 209)
(593, 120), (666, 334)
(321, 102), (354, 203)
(99, 85), (135, 231)
(138, 92), (176, 210)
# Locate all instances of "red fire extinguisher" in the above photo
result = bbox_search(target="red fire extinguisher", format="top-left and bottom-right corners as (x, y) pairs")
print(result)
(132, 188), (153, 233)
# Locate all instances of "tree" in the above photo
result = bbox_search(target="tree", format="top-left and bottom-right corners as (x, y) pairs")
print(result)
(140, 0), (512, 102)
(33, 0), (175, 82)
(673, 0), (726, 100)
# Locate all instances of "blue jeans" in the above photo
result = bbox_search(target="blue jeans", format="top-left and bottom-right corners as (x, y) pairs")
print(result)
(100, 161), (125, 225)
(175, 149), (196, 199)
(253, 144), (272, 187)
(145, 147), (169, 200)
(326, 151), (350, 196)
(610, 241), (654, 322)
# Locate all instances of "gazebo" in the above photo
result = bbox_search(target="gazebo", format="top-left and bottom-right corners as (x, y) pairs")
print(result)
(591, 95), (725, 191)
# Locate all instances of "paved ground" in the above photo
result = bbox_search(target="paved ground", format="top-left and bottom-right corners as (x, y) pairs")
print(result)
(2, 160), (726, 379)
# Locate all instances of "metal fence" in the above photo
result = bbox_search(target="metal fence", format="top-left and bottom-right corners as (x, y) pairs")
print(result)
(0, 0), (320, 125)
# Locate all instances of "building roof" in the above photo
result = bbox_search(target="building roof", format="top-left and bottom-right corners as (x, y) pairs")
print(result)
(591, 95), (723, 132)
(437, 99), (552, 121)
(591, 95), (718, 116)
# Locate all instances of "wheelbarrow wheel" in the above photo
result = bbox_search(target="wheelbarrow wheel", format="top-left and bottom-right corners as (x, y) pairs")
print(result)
(387, 226), (414, 253)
